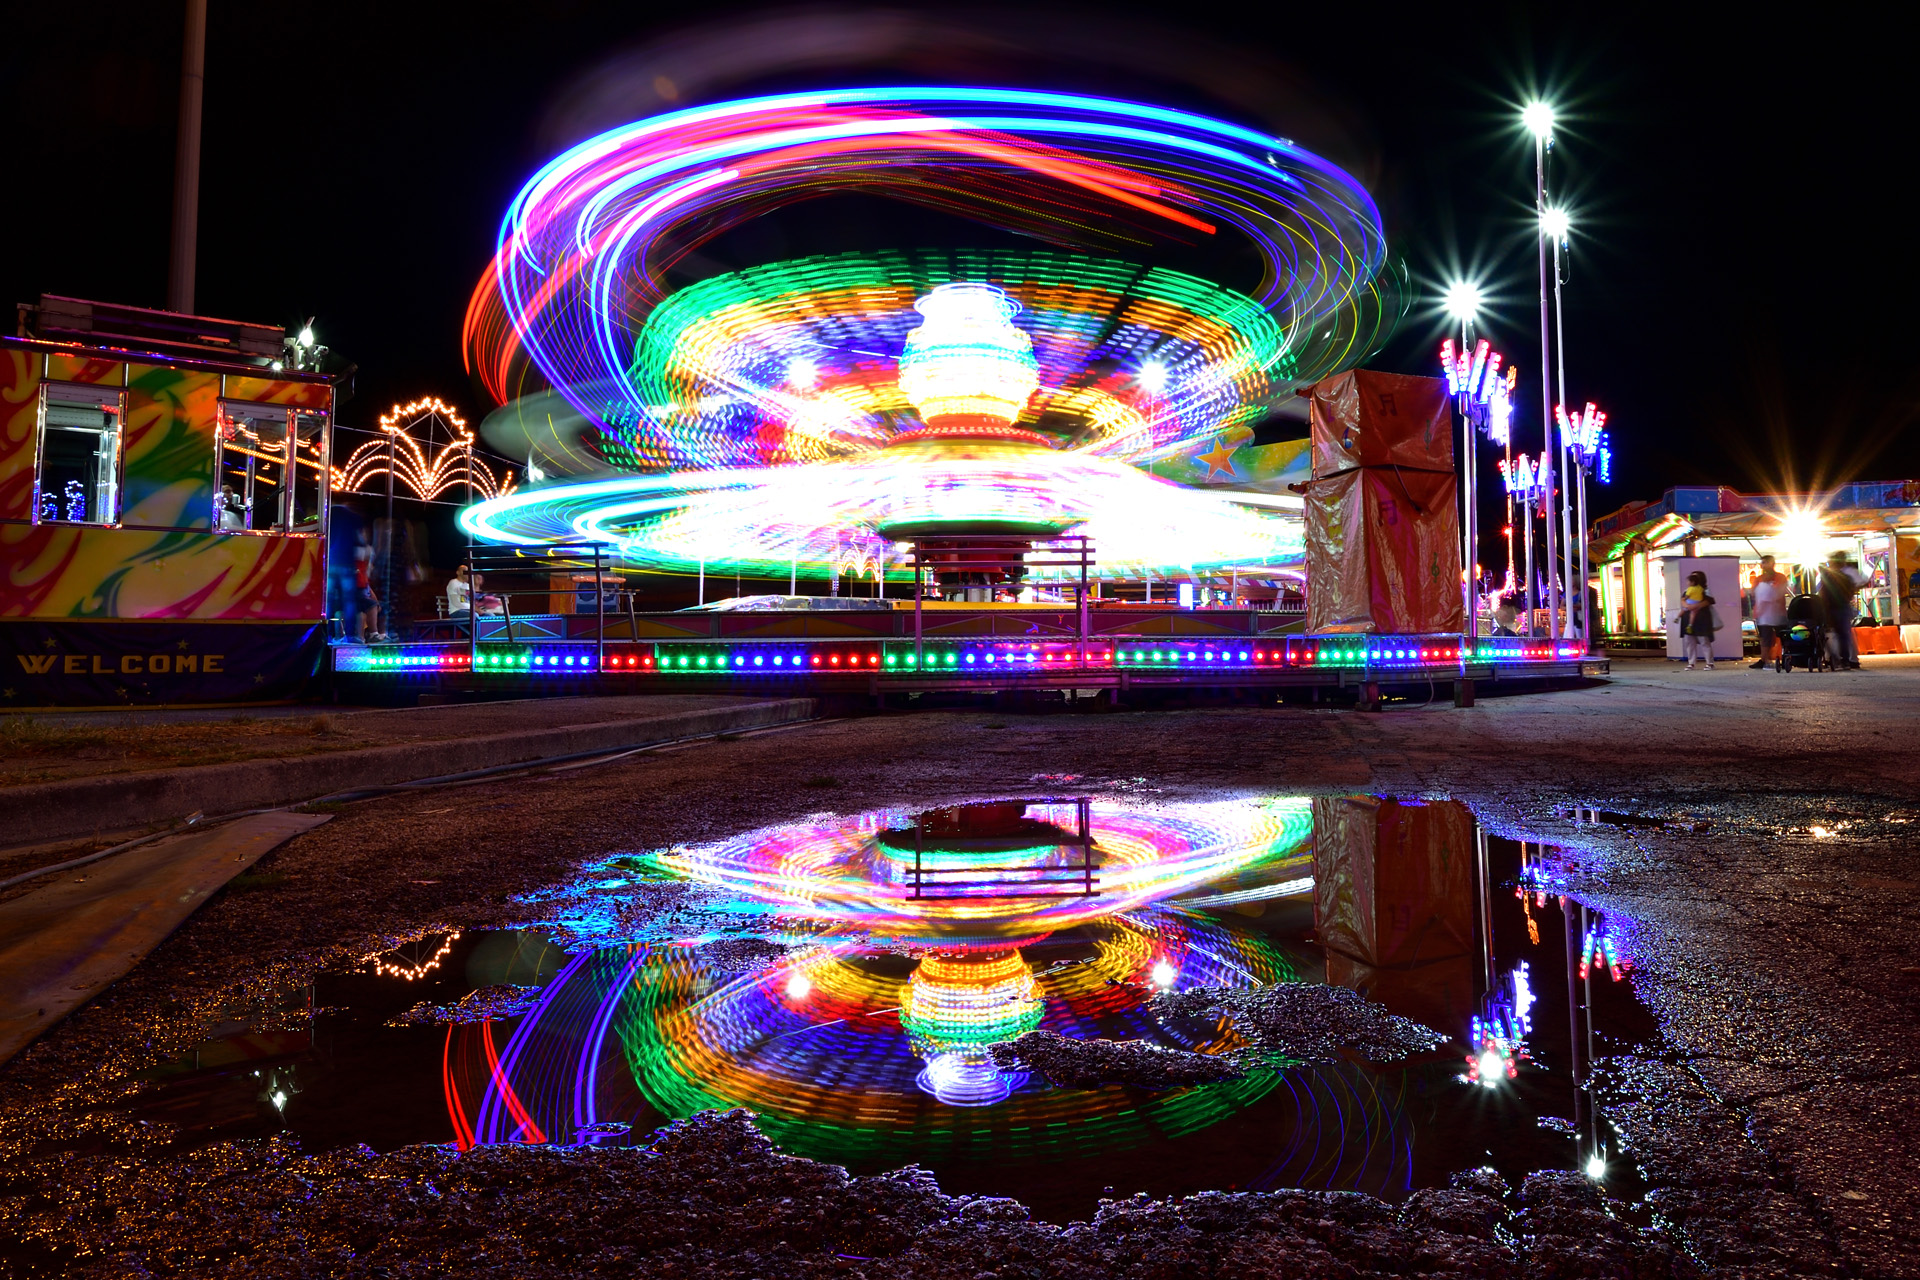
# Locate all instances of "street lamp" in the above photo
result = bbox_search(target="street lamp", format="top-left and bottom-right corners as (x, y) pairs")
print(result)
(1525, 101), (1561, 638)
(1521, 101), (1556, 142)
(1443, 280), (1483, 324)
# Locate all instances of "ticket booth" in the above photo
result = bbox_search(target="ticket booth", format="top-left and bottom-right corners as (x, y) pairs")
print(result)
(0, 299), (340, 705)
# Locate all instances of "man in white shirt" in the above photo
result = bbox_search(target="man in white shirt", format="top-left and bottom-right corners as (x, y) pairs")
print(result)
(1748, 555), (1788, 669)
(446, 566), (473, 618)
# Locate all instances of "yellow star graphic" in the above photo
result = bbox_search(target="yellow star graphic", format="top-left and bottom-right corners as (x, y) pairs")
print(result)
(1194, 436), (1239, 481)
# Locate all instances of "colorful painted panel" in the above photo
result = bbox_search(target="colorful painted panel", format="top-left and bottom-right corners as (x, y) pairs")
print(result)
(0, 525), (323, 620)
(0, 348), (41, 523)
(122, 362), (219, 530)
(223, 376), (332, 409)
(1142, 429), (1311, 496)
(44, 354), (126, 386)
(0, 619), (323, 706)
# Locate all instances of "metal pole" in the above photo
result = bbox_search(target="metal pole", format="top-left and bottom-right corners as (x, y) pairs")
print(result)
(467, 418), (477, 671)
(383, 427), (395, 641)
(1552, 233), (1576, 639)
(1458, 317), (1476, 643)
(1535, 133), (1560, 638)
(1078, 537), (1089, 667)
(697, 559), (704, 606)
(1475, 826), (1494, 994)
(166, 0), (208, 314)
(1577, 463), (1591, 648)
(913, 541), (923, 666)
(594, 545), (605, 672)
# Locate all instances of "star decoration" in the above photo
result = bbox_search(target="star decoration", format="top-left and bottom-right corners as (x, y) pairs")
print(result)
(1193, 436), (1239, 481)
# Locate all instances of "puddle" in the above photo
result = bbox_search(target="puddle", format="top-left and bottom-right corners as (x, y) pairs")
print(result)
(1568, 807), (1712, 834)
(119, 796), (1655, 1222)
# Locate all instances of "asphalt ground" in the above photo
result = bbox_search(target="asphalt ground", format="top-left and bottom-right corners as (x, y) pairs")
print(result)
(2, 655), (1916, 1277)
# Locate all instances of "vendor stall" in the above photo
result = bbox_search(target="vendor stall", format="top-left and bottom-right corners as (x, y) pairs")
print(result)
(1589, 483), (1920, 653)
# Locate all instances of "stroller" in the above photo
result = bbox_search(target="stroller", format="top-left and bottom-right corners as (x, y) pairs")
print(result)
(1776, 594), (1830, 672)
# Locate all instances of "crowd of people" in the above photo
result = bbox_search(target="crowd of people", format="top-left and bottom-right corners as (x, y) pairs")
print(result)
(1731, 550), (1869, 672)
(1480, 550), (1878, 673)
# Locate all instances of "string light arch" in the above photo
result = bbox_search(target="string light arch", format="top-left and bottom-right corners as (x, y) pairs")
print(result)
(334, 397), (518, 502)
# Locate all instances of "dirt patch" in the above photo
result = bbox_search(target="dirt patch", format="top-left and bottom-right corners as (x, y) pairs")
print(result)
(387, 983), (542, 1026)
(1153, 983), (1450, 1064)
(1, 1108), (1699, 1280)
(989, 1029), (1247, 1089)
(0, 713), (371, 786)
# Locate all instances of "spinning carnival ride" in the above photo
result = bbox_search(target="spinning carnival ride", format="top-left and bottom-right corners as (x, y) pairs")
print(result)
(456, 87), (1400, 583)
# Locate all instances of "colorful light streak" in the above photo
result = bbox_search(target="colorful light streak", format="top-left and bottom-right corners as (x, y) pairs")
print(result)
(640, 797), (1313, 944)
(465, 87), (1394, 420)
(457, 89), (1393, 578)
(459, 437), (1305, 578)
(437, 797), (1322, 1163)
(589, 248), (1299, 471)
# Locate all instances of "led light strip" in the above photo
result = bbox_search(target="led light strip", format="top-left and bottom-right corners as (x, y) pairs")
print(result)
(334, 635), (1586, 676)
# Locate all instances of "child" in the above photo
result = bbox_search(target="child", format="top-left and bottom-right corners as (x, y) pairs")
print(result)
(1679, 570), (1716, 670)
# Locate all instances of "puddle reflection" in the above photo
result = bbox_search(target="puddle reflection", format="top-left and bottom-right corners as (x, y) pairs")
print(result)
(130, 795), (1656, 1220)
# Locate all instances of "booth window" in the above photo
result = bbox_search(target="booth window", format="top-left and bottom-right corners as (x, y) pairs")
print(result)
(288, 410), (328, 531)
(37, 384), (124, 525)
(215, 402), (292, 533)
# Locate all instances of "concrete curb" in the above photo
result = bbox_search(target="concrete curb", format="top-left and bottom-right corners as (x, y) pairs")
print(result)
(1, 698), (817, 846)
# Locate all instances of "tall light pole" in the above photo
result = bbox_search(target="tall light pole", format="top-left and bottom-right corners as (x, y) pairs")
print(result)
(1543, 204), (1579, 639)
(1443, 280), (1483, 639)
(167, 0), (208, 313)
(1523, 101), (1560, 638)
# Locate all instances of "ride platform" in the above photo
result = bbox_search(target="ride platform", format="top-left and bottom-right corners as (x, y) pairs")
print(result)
(329, 606), (1604, 702)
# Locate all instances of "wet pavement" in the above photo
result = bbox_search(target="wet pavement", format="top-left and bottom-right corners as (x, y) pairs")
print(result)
(1, 657), (1916, 1277)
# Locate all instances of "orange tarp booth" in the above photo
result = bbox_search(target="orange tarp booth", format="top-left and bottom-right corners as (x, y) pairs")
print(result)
(1312, 796), (1479, 1035)
(1303, 370), (1463, 635)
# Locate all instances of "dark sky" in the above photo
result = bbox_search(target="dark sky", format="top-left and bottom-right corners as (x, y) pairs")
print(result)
(4, 2), (1916, 514)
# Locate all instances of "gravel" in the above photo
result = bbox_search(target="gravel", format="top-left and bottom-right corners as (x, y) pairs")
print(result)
(1152, 983), (1450, 1064)
(987, 1029), (1247, 1089)
(387, 983), (543, 1026)
(1, 1108), (1700, 1280)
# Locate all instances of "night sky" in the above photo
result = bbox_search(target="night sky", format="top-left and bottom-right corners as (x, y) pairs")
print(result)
(4, 2), (1915, 520)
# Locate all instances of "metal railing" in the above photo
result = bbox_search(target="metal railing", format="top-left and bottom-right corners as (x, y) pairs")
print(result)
(908, 534), (1094, 666)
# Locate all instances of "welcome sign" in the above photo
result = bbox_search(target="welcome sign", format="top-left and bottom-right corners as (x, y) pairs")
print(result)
(1, 623), (325, 706)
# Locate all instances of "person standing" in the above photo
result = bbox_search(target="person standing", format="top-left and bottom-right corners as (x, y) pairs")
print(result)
(1818, 551), (1863, 670)
(1679, 569), (1717, 670)
(354, 533), (384, 643)
(1748, 555), (1788, 670)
